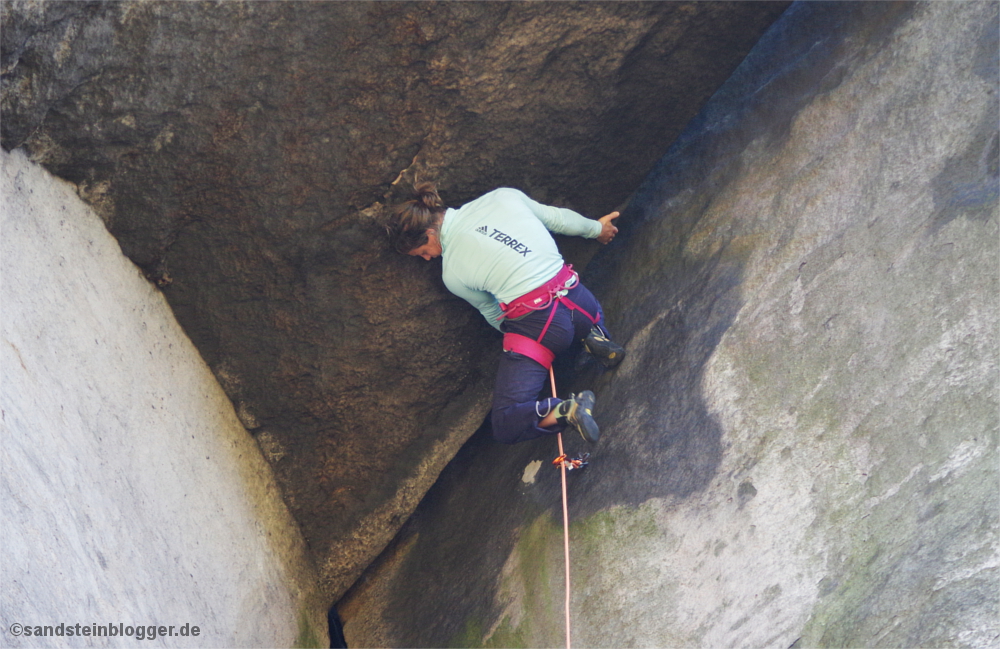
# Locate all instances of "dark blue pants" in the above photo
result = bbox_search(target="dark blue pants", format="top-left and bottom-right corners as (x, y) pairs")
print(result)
(491, 282), (607, 444)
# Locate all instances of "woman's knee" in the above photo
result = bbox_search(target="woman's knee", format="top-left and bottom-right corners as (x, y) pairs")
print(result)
(491, 404), (521, 445)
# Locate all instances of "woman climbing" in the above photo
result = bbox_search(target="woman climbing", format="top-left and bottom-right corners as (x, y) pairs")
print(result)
(387, 183), (625, 445)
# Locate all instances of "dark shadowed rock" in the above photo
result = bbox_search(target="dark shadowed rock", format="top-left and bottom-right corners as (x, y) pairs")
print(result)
(0, 0), (789, 600)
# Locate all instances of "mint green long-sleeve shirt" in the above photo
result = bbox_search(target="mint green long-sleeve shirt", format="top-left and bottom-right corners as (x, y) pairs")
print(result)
(438, 188), (602, 330)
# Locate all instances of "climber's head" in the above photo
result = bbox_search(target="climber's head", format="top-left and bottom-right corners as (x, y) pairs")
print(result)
(387, 182), (446, 259)
(406, 231), (443, 261)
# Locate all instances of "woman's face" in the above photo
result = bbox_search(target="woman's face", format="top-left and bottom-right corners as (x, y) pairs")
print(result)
(407, 230), (442, 261)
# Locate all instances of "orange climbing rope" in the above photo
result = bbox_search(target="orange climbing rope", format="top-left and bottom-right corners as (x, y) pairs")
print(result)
(549, 365), (572, 649)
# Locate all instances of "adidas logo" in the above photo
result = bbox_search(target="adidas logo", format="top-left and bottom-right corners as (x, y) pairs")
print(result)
(475, 225), (489, 235)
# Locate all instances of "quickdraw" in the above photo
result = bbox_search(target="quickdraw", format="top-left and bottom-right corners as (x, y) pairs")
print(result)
(552, 452), (590, 471)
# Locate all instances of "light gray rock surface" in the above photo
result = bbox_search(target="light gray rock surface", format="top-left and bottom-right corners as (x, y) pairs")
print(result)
(339, 3), (999, 647)
(1, 149), (326, 647)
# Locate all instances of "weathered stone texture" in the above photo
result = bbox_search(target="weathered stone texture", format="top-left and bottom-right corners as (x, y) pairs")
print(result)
(339, 2), (999, 646)
(1, 148), (327, 648)
(0, 0), (788, 600)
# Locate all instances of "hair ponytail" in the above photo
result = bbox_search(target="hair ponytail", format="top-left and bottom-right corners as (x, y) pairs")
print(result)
(414, 182), (444, 212)
(387, 182), (447, 253)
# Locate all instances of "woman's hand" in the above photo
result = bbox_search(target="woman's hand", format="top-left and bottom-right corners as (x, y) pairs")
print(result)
(596, 211), (620, 244)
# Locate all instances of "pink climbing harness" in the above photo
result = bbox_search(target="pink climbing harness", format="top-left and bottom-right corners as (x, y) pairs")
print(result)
(500, 264), (599, 369)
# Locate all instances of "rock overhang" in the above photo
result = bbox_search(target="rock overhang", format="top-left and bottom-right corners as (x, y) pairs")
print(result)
(1, 0), (792, 601)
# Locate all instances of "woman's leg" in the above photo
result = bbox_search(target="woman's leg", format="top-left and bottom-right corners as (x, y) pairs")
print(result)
(490, 351), (561, 444)
(563, 282), (605, 339)
(566, 283), (625, 367)
(490, 305), (576, 444)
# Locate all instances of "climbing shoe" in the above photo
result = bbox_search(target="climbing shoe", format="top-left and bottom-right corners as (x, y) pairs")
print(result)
(556, 390), (600, 443)
(583, 326), (626, 368)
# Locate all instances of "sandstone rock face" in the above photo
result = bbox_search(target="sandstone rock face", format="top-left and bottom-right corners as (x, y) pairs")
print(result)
(1, 0), (788, 600)
(1, 149), (327, 648)
(339, 3), (999, 647)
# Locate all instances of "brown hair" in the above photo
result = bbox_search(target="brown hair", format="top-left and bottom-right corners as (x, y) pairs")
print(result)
(386, 182), (447, 253)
